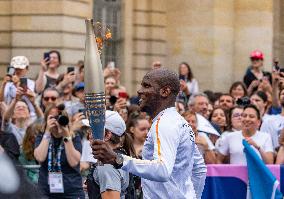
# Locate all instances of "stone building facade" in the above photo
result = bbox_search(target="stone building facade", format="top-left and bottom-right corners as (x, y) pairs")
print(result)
(0, 0), (93, 77)
(1, 0), (284, 95)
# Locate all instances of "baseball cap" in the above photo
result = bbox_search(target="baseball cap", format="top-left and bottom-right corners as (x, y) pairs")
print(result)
(250, 50), (264, 60)
(82, 110), (126, 136)
(74, 82), (84, 91)
(10, 56), (29, 69)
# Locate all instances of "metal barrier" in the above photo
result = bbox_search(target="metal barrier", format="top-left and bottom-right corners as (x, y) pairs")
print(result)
(21, 165), (40, 169)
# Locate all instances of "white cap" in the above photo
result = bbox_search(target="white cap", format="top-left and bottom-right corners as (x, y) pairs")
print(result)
(10, 56), (29, 69)
(82, 110), (126, 136)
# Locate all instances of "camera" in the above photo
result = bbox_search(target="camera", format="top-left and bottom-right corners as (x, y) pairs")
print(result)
(52, 104), (69, 126)
(52, 115), (69, 126)
(236, 96), (251, 107)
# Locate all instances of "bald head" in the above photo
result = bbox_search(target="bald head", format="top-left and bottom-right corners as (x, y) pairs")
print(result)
(144, 68), (180, 97)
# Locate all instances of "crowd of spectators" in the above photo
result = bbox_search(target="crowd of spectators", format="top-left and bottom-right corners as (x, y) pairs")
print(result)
(0, 49), (284, 198)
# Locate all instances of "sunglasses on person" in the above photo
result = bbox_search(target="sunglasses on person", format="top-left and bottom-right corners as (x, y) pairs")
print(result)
(250, 58), (263, 61)
(43, 96), (57, 101)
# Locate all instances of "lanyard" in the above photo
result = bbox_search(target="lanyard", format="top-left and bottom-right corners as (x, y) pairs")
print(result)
(47, 138), (63, 172)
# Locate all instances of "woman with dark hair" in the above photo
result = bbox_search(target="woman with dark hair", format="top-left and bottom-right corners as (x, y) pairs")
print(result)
(3, 87), (43, 146)
(124, 114), (150, 158)
(250, 91), (270, 121)
(34, 104), (84, 198)
(209, 107), (228, 134)
(217, 104), (274, 165)
(226, 106), (244, 132)
(178, 62), (199, 101)
(121, 113), (150, 199)
(19, 119), (42, 183)
(229, 81), (248, 101)
(35, 50), (75, 94)
(215, 106), (244, 152)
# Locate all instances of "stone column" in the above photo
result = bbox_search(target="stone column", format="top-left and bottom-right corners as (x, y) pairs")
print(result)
(131, 0), (167, 93)
(0, 0), (92, 78)
(121, 0), (134, 94)
(273, 0), (284, 67)
(166, 0), (274, 92)
(233, 0), (274, 81)
(166, 0), (232, 91)
(212, 0), (234, 91)
(0, 0), (12, 74)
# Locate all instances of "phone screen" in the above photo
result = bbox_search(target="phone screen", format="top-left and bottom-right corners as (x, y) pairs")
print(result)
(179, 75), (186, 81)
(7, 66), (15, 76)
(78, 109), (86, 117)
(107, 62), (115, 70)
(280, 68), (284, 78)
(67, 67), (75, 74)
(44, 52), (50, 61)
(20, 77), (28, 92)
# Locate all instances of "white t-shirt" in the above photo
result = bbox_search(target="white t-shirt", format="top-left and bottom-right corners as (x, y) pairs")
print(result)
(215, 130), (237, 150)
(197, 132), (215, 155)
(80, 137), (96, 163)
(260, 114), (284, 149)
(217, 131), (274, 165)
(186, 79), (199, 101)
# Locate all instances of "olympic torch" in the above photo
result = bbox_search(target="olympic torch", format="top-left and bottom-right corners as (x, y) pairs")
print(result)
(84, 19), (105, 140)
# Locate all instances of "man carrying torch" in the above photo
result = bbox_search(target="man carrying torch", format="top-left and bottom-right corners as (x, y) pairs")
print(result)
(84, 19), (205, 199)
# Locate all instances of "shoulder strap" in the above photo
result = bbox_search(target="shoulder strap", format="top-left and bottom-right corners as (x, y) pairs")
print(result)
(86, 166), (102, 199)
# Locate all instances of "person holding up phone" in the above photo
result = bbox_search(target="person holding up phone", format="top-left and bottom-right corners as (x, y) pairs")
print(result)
(36, 50), (75, 94)
(1, 57), (37, 118)
(178, 62), (199, 102)
(3, 86), (43, 146)
(0, 71), (14, 103)
(243, 50), (272, 92)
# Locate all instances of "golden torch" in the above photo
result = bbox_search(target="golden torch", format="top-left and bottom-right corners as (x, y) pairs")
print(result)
(84, 19), (105, 140)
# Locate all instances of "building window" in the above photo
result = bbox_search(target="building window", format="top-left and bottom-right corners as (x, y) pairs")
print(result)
(93, 0), (121, 68)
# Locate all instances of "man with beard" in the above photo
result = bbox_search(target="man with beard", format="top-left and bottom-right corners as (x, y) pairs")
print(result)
(91, 68), (200, 199)
(261, 88), (284, 149)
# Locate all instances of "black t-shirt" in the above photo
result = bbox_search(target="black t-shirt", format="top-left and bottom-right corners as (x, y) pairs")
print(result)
(45, 75), (58, 89)
(243, 67), (272, 88)
(35, 133), (84, 198)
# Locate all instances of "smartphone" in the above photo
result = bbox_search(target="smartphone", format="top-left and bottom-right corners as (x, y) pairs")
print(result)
(67, 67), (75, 74)
(109, 95), (117, 105)
(118, 91), (128, 99)
(107, 61), (115, 70)
(7, 66), (15, 76)
(43, 52), (50, 61)
(273, 65), (280, 71)
(280, 68), (284, 78)
(78, 108), (86, 117)
(179, 75), (186, 81)
(19, 77), (28, 92)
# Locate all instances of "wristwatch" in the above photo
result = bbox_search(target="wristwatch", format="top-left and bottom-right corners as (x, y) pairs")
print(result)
(113, 153), (124, 169)
(43, 133), (51, 140)
(63, 136), (72, 143)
